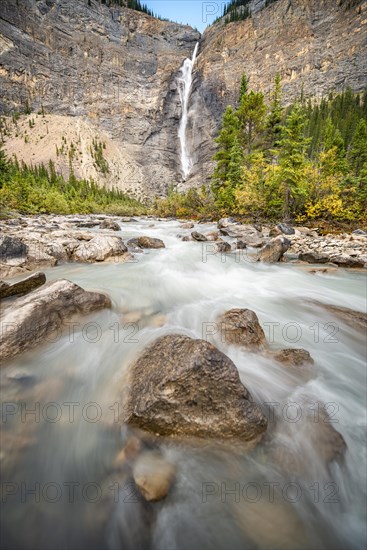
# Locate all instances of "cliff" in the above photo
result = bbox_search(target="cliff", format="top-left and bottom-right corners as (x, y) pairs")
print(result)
(0, 0), (366, 196)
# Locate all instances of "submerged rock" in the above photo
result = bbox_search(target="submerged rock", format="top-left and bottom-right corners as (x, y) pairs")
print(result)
(0, 272), (46, 299)
(308, 301), (367, 332)
(257, 236), (290, 263)
(100, 219), (120, 231)
(122, 334), (267, 442)
(218, 309), (266, 351)
(133, 450), (176, 502)
(0, 279), (111, 362)
(127, 236), (165, 249)
(191, 231), (207, 242)
(270, 348), (314, 368)
(216, 241), (231, 253)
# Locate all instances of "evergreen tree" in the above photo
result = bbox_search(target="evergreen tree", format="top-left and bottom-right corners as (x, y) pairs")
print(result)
(212, 106), (240, 192)
(348, 119), (367, 176)
(237, 90), (267, 155)
(239, 74), (248, 102)
(266, 73), (283, 147)
(276, 104), (311, 221)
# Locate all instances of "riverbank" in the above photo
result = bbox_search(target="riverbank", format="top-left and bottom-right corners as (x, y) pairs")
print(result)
(0, 215), (366, 279)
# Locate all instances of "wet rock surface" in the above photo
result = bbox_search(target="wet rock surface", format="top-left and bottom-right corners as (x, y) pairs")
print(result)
(122, 334), (268, 442)
(0, 279), (111, 362)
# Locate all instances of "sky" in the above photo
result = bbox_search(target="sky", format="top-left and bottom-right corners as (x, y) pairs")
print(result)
(144, 0), (228, 32)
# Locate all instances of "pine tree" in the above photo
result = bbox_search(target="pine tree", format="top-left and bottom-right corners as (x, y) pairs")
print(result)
(237, 90), (267, 155)
(348, 119), (367, 176)
(212, 106), (240, 192)
(277, 104), (311, 221)
(266, 73), (283, 148)
(239, 74), (248, 102)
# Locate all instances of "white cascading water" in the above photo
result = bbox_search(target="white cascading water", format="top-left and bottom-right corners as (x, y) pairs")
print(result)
(177, 42), (199, 179)
(2, 218), (366, 549)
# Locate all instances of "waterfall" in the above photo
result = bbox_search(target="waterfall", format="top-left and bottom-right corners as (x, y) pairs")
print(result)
(177, 42), (199, 180)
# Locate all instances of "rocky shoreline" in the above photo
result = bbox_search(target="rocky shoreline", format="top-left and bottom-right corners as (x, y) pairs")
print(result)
(0, 214), (366, 279)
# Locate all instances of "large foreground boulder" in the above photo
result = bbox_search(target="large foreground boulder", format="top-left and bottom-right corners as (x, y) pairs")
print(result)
(122, 334), (267, 442)
(0, 279), (111, 362)
(73, 235), (128, 262)
(127, 236), (165, 249)
(257, 236), (290, 262)
(0, 272), (46, 299)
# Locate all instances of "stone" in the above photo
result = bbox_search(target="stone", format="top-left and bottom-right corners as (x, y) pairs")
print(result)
(236, 240), (247, 250)
(179, 222), (194, 229)
(216, 241), (231, 253)
(191, 231), (208, 242)
(127, 236), (165, 249)
(73, 235), (128, 262)
(218, 309), (266, 351)
(113, 436), (142, 469)
(100, 219), (120, 231)
(0, 236), (28, 260)
(271, 348), (314, 368)
(0, 272), (46, 299)
(217, 217), (236, 229)
(299, 252), (330, 264)
(352, 229), (366, 235)
(0, 279), (111, 362)
(308, 301), (367, 333)
(277, 223), (295, 235)
(122, 334), (267, 442)
(257, 236), (290, 263)
(132, 450), (176, 502)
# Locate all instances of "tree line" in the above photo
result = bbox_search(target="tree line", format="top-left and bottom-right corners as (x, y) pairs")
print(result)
(211, 76), (367, 222)
(0, 152), (145, 216)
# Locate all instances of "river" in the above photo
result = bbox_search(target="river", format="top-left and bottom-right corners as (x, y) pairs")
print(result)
(1, 218), (366, 550)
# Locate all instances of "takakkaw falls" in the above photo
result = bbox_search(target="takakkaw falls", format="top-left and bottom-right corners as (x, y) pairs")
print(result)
(0, 1), (367, 550)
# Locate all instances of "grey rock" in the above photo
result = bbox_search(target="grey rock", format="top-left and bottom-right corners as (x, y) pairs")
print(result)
(0, 272), (46, 299)
(191, 231), (208, 242)
(258, 236), (290, 263)
(0, 279), (111, 362)
(127, 236), (165, 249)
(217, 309), (266, 351)
(122, 334), (267, 442)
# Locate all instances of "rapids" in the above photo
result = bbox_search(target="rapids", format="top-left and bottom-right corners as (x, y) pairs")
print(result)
(1, 218), (366, 550)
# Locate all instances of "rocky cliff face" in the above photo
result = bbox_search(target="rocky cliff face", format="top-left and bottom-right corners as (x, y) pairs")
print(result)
(0, 0), (366, 196)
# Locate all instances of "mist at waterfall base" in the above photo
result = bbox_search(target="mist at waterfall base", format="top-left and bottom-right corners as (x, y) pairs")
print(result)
(177, 43), (199, 180)
(1, 219), (366, 550)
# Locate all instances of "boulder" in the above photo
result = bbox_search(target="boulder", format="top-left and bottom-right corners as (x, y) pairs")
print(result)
(0, 236), (28, 260)
(236, 240), (247, 250)
(191, 231), (207, 242)
(206, 231), (219, 241)
(269, 397), (346, 475)
(122, 334), (267, 442)
(73, 235), (128, 262)
(352, 229), (366, 235)
(216, 241), (231, 253)
(127, 236), (165, 249)
(258, 236), (290, 262)
(0, 272), (46, 299)
(217, 217), (236, 229)
(299, 252), (329, 264)
(179, 222), (194, 229)
(308, 301), (367, 333)
(0, 279), (111, 362)
(218, 309), (266, 351)
(132, 450), (176, 502)
(277, 223), (295, 235)
(100, 219), (120, 231)
(270, 348), (314, 367)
